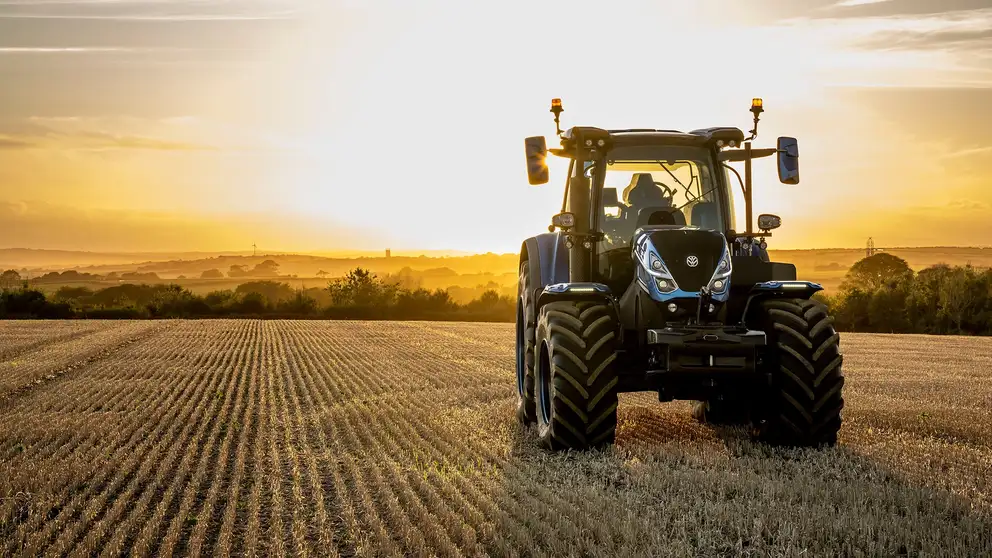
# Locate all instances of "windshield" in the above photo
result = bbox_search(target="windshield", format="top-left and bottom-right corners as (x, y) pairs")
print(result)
(591, 150), (725, 251)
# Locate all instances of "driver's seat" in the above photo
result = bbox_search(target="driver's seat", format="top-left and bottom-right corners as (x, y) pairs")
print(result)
(621, 173), (672, 236)
(622, 173), (668, 207)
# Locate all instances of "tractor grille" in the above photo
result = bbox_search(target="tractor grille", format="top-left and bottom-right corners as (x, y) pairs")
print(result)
(650, 229), (724, 292)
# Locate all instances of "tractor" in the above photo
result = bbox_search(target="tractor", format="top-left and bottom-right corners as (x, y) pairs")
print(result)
(516, 98), (844, 450)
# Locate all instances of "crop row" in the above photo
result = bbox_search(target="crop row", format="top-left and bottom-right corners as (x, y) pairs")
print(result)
(0, 321), (989, 556)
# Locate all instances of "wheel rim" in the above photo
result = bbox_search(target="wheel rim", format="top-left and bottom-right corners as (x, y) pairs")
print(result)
(537, 342), (552, 425)
(515, 300), (525, 397)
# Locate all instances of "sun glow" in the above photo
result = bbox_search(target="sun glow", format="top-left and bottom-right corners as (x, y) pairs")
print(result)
(2, 1), (991, 252)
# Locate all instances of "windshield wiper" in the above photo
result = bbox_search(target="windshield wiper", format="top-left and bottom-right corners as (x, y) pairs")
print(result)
(655, 161), (698, 202)
(675, 185), (719, 213)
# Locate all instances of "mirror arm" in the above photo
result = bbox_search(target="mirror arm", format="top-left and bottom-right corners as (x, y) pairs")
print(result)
(718, 147), (776, 162)
(722, 163), (746, 196)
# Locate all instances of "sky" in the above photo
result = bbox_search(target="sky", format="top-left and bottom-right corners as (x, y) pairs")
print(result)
(0, 0), (990, 253)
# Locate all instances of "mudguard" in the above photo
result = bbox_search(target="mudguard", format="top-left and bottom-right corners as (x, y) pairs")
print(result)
(740, 280), (824, 323)
(536, 282), (623, 344)
(521, 232), (569, 296)
(536, 282), (614, 309)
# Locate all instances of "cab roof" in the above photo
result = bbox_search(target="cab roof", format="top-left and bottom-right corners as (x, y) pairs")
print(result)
(564, 126), (745, 148)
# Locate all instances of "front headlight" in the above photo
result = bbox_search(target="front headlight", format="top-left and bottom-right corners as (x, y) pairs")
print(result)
(649, 252), (665, 272)
(707, 243), (732, 293)
(647, 252), (679, 293)
(635, 233), (680, 295)
(656, 277), (677, 294)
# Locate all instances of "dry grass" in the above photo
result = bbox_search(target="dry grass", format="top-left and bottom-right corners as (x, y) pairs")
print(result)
(0, 320), (989, 557)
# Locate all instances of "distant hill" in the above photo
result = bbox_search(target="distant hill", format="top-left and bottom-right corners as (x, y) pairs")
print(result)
(770, 246), (992, 272)
(0, 248), (478, 271)
(5, 246), (991, 287)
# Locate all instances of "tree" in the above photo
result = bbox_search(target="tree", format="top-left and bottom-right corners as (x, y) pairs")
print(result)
(53, 286), (94, 304)
(228, 265), (249, 278)
(907, 264), (952, 333)
(868, 281), (911, 333)
(1, 269), (21, 289)
(316, 270), (329, 278)
(201, 268), (224, 279)
(235, 280), (295, 305)
(326, 268), (398, 308)
(842, 253), (913, 293)
(252, 259), (280, 277)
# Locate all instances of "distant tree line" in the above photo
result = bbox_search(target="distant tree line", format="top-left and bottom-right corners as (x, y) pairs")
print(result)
(816, 253), (992, 335)
(0, 268), (515, 322)
(4, 256), (990, 333)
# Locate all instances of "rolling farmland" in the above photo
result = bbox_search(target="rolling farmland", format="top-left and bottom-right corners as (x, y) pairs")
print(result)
(1, 321), (990, 557)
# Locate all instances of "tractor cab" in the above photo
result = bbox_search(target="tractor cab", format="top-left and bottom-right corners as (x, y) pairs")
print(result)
(525, 103), (801, 328)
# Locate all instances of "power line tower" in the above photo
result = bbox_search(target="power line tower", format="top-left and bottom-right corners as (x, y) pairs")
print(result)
(866, 237), (876, 258)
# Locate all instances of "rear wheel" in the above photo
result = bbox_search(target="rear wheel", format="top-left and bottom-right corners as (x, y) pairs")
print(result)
(515, 261), (536, 425)
(753, 298), (844, 447)
(535, 300), (619, 450)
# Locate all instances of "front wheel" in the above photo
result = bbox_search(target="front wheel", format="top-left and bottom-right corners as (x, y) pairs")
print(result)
(515, 261), (536, 425)
(753, 298), (844, 447)
(535, 300), (619, 451)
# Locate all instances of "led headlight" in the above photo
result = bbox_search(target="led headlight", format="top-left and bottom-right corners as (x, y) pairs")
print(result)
(656, 277), (677, 294)
(707, 243), (732, 293)
(635, 235), (680, 296)
(650, 253), (664, 271)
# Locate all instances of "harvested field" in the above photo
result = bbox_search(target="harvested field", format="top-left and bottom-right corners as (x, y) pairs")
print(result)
(0, 320), (990, 557)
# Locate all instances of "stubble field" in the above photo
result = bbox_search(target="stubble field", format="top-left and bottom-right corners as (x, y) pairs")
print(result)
(0, 320), (990, 557)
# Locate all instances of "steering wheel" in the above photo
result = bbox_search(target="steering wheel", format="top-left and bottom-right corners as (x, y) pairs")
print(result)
(653, 181), (677, 199)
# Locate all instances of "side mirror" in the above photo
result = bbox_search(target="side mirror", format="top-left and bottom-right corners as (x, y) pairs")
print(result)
(525, 136), (549, 185)
(550, 212), (575, 231)
(777, 136), (799, 184)
(757, 214), (781, 231)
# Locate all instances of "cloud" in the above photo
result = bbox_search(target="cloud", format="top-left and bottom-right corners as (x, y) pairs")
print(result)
(855, 29), (992, 51)
(0, 119), (216, 151)
(0, 47), (132, 53)
(771, 7), (992, 88)
(76, 133), (215, 151)
(940, 145), (992, 159)
(0, 0), (302, 20)
(833, 0), (895, 7)
(0, 137), (36, 149)
(0, 13), (297, 21)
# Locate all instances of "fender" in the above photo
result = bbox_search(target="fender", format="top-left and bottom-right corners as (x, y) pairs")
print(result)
(521, 232), (569, 296)
(536, 282), (623, 344)
(740, 280), (823, 324)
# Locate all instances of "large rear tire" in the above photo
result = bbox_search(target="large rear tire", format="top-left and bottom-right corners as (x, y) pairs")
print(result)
(754, 298), (844, 447)
(535, 300), (619, 450)
(515, 261), (536, 425)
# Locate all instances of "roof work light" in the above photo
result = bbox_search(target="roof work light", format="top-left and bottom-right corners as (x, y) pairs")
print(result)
(550, 98), (564, 136)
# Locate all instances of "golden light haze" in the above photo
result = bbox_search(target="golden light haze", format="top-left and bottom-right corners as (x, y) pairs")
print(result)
(1, 0), (990, 253)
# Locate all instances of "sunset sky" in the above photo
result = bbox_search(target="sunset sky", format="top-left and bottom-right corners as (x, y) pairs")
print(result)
(1, 0), (990, 253)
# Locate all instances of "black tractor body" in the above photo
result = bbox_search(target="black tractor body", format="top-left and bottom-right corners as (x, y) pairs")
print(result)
(516, 100), (844, 450)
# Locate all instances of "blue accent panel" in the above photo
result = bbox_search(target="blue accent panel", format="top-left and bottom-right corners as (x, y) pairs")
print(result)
(635, 264), (731, 303)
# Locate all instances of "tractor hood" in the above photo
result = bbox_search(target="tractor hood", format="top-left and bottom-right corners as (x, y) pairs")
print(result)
(632, 226), (732, 302)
